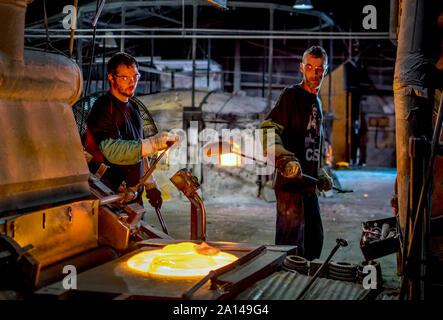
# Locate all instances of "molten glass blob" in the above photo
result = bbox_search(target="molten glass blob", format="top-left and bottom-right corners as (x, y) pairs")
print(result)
(126, 242), (238, 277)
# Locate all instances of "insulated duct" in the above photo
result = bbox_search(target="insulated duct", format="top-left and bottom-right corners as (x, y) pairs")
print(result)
(0, 0), (89, 213)
(0, 0), (28, 62)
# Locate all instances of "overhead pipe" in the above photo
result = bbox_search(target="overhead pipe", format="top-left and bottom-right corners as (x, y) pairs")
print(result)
(24, 34), (389, 41)
(26, 28), (387, 36)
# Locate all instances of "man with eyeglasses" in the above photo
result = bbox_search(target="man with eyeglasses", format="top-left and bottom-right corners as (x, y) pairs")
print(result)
(86, 52), (178, 209)
(260, 46), (333, 261)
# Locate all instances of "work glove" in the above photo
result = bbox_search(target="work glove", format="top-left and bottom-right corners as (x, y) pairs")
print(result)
(145, 186), (163, 209)
(141, 132), (179, 157)
(282, 160), (302, 179)
(317, 167), (333, 191)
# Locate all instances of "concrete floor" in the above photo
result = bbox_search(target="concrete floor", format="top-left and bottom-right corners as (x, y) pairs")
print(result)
(143, 167), (400, 290)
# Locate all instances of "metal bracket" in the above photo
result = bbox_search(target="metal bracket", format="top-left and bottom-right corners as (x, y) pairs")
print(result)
(94, 163), (109, 179)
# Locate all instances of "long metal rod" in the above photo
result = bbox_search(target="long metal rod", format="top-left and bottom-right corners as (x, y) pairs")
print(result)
(68, 0), (78, 57)
(120, 5), (125, 52)
(155, 208), (169, 234)
(25, 34), (389, 40)
(262, 39), (266, 98)
(195, 194), (206, 240)
(99, 147), (172, 206)
(328, 26), (333, 114)
(130, 146), (171, 194)
(83, 0), (101, 98)
(191, 1), (197, 108)
(207, 38), (211, 87)
(233, 150), (350, 192)
(99, 194), (123, 206)
(266, 7), (274, 112)
(91, 0), (106, 27)
(296, 239), (347, 300)
(26, 27), (389, 35)
(102, 37), (106, 91)
(182, 245), (267, 299)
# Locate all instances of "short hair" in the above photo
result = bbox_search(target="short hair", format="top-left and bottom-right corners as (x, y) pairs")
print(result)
(107, 52), (139, 75)
(302, 46), (328, 66)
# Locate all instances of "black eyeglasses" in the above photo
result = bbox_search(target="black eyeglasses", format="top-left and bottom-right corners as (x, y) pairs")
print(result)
(113, 73), (141, 82)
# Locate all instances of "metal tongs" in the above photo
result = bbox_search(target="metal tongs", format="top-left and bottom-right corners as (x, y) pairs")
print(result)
(116, 141), (174, 202)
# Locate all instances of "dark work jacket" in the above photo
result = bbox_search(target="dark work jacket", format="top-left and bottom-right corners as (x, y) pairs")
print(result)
(266, 85), (323, 192)
(86, 92), (145, 191)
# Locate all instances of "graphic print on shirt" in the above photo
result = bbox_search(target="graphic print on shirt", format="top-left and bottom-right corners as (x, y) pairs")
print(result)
(304, 104), (321, 162)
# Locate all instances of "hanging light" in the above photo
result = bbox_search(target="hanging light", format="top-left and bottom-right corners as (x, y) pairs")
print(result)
(293, 0), (313, 10)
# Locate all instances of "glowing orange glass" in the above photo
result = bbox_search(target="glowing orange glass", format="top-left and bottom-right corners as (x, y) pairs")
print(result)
(126, 242), (238, 277)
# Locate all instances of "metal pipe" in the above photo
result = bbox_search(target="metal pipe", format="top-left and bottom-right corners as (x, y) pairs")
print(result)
(262, 39), (266, 98)
(83, 0), (100, 98)
(24, 29), (389, 40)
(296, 238), (348, 300)
(189, 194), (206, 241)
(91, 0), (105, 28)
(266, 7), (274, 113)
(155, 208), (169, 234)
(26, 27), (388, 35)
(24, 34), (389, 40)
(102, 37), (106, 91)
(150, 36), (154, 93)
(99, 194), (123, 206)
(234, 39), (241, 93)
(69, 0), (78, 57)
(328, 25), (333, 114)
(181, 0), (185, 33)
(207, 38), (211, 88)
(120, 5), (125, 52)
(191, 1), (197, 108)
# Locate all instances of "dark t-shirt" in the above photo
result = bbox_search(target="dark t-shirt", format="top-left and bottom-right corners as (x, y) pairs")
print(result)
(87, 92), (144, 191)
(266, 84), (323, 191)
